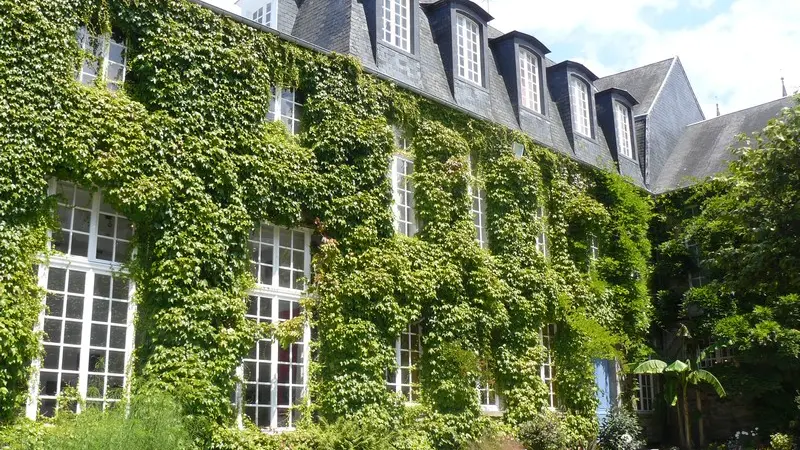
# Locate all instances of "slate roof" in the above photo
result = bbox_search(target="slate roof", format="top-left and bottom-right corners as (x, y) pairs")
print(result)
(594, 58), (674, 117)
(196, 0), (793, 195)
(651, 96), (796, 194)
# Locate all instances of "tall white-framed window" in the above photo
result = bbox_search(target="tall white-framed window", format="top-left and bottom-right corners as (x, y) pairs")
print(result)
(471, 186), (488, 249)
(535, 206), (548, 256)
(636, 373), (657, 412)
(615, 102), (634, 159)
(249, 1), (276, 28)
(519, 48), (541, 113)
(571, 76), (592, 138)
(76, 27), (127, 91)
(540, 324), (557, 408)
(268, 87), (304, 135)
(382, 0), (411, 52)
(27, 181), (136, 419)
(387, 324), (422, 402)
(391, 155), (417, 237)
(456, 14), (482, 85)
(236, 224), (311, 430)
(589, 234), (600, 261)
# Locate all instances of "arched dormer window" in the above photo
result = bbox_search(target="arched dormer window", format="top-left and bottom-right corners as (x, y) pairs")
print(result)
(456, 13), (481, 85)
(571, 76), (592, 138)
(614, 102), (634, 160)
(382, 0), (411, 52)
(519, 48), (541, 113)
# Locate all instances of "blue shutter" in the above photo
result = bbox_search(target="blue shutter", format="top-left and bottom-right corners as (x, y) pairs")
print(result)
(594, 358), (618, 424)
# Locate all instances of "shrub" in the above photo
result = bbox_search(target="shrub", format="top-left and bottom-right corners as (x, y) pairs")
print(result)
(516, 409), (569, 450)
(771, 433), (794, 450)
(40, 391), (193, 450)
(596, 408), (644, 450)
(0, 419), (45, 450)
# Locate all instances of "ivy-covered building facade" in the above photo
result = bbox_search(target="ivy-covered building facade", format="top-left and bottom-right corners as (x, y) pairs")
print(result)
(0, 0), (794, 447)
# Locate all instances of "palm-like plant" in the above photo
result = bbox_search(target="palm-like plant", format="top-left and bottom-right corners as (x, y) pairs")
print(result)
(634, 357), (726, 449)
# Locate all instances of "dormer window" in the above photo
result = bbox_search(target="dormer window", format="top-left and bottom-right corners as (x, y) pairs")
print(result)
(382, 0), (411, 52)
(519, 48), (541, 113)
(243, 0), (277, 28)
(456, 14), (481, 85)
(571, 76), (592, 137)
(614, 102), (634, 160)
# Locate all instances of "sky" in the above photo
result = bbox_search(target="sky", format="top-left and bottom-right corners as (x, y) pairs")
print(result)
(209, 0), (800, 119)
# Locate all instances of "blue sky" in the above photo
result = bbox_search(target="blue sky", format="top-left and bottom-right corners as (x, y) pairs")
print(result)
(211, 0), (800, 118)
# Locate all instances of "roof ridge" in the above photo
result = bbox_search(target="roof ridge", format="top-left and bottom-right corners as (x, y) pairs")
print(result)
(685, 96), (795, 127)
(597, 56), (675, 80)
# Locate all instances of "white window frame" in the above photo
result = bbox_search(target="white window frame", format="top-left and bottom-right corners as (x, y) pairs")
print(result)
(477, 377), (501, 414)
(571, 76), (592, 138)
(589, 233), (600, 261)
(235, 224), (312, 431)
(636, 373), (657, 412)
(536, 206), (548, 257)
(387, 324), (422, 403)
(76, 26), (127, 91)
(456, 13), (482, 86)
(471, 186), (488, 249)
(519, 48), (541, 113)
(27, 181), (136, 420)
(391, 155), (417, 237)
(382, 0), (411, 52)
(685, 240), (706, 288)
(540, 324), (557, 409)
(268, 87), (303, 136)
(250, 1), (277, 28)
(615, 102), (634, 159)
(698, 338), (734, 368)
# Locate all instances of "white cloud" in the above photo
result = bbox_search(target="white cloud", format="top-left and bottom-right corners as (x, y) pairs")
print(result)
(198, 0), (241, 14)
(480, 0), (800, 117)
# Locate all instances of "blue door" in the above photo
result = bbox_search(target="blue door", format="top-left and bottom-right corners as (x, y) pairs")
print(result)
(594, 358), (618, 425)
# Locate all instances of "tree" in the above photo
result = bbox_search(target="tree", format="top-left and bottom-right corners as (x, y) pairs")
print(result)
(681, 98), (800, 432)
(634, 356), (725, 449)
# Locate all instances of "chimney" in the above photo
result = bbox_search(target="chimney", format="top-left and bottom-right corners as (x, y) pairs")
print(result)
(716, 103), (720, 117)
(782, 77), (788, 97)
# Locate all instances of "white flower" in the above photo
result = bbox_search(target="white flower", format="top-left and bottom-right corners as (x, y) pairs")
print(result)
(742, 431), (749, 436)
(621, 433), (633, 444)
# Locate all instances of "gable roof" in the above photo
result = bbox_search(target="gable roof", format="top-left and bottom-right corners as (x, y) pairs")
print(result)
(652, 96), (796, 194)
(595, 57), (674, 117)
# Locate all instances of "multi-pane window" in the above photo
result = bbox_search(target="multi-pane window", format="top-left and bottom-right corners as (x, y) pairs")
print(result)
(250, 1), (275, 27)
(615, 102), (634, 159)
(472, 187), (488, 249)
(241, 294), (306, 429)
(589, 234), (600, 261)
(478, 378), (500, 412)
(571, 77), (592, 137)
(53, 183), (133, 263)
(519, 48), (541, 113)
(456, 14), (481, 85)
(393, 126), (410, 150)
(392, 156), (417, 237)
(698, 338), (734, 368)
(239, 224), (310, 429)
(387, 324), (422, 402)
(636, 374), (657, 412)
(76, 27), (126, 91)
(249, 225), (307, 290)
(535, 206), (548, 256)
(540, 324), (557, 408)
(28, 181), (134, 419)
(382, 0), (411, 52)
(686, 241), (706, 288)
(268, 87), (304, 135)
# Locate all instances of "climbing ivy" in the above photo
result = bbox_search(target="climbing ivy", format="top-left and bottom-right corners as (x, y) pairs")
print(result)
(0, 0), (654, 447)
